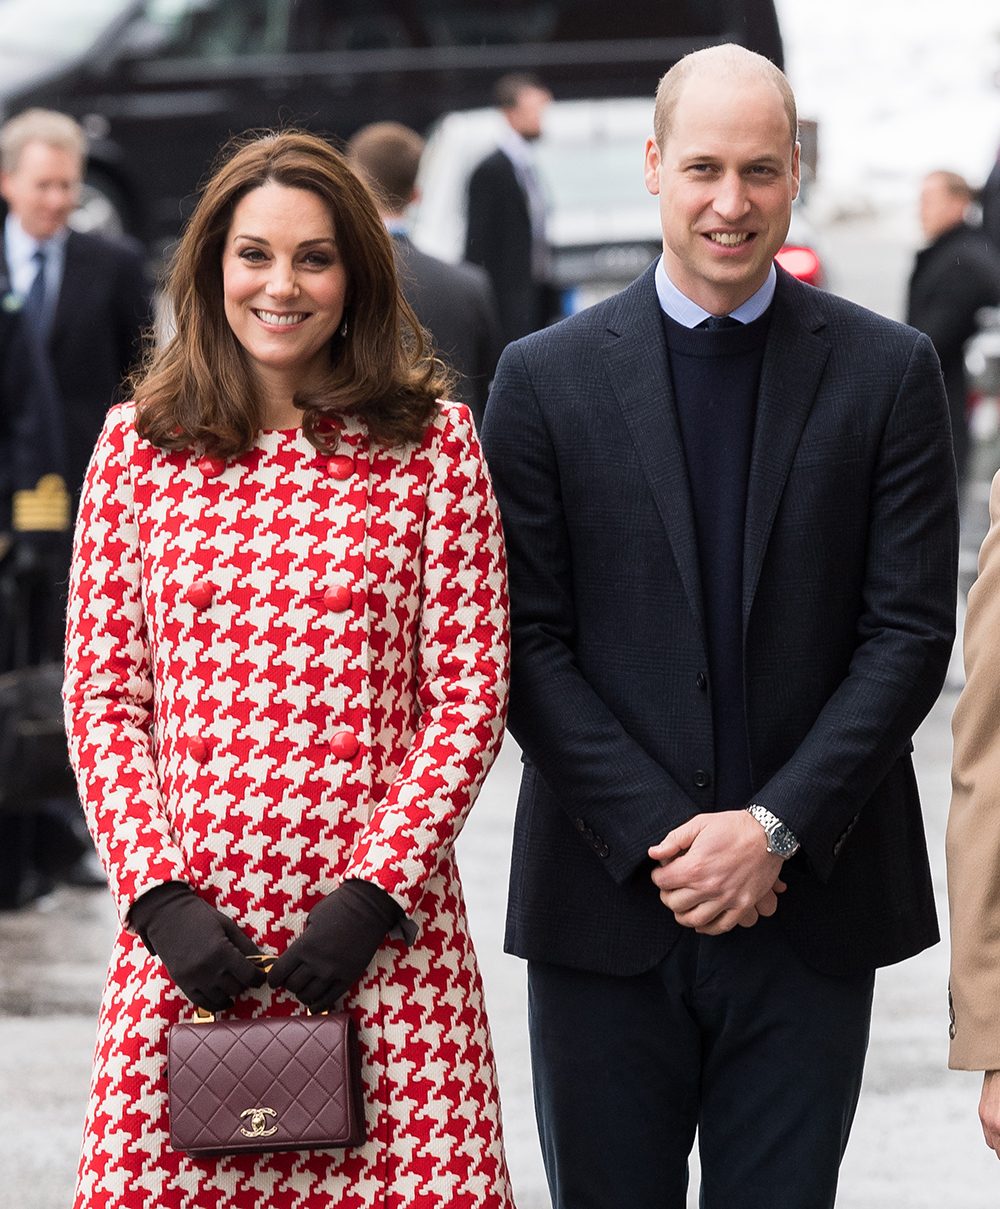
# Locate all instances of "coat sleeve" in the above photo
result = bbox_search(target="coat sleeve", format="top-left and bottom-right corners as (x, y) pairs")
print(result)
(340, 405), (510, 925)
(750, 333), (958, 877)
(948, 468), (1000, 1070)
(481, 342), (698, 884)
(63, 405), (190, 924)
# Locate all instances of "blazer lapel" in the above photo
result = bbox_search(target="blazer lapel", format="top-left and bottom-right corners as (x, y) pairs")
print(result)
(603, 268), (705, 638)
(49, 231), (90, 352)
(743, 271), (831, 622)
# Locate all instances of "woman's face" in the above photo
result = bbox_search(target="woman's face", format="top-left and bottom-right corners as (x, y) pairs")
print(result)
(222, 181), (349, 394)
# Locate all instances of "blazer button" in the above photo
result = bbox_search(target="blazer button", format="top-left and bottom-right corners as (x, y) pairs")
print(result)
(323, 584), (353, 613)
(187, 736), (210, 764)
(598, 844), (610, 859)
(327, 455), (355, 481)
(330, 730), (360, 760)
(695, 672), (707, 691)
(693, 769), (711, 788)
(575, 818), (587, 832)
(197, 457), (225, 478)
(184, 579), (214, 609)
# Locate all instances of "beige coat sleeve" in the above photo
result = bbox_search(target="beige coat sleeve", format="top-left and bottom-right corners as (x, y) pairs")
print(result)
(949, 468), (1000, 1069)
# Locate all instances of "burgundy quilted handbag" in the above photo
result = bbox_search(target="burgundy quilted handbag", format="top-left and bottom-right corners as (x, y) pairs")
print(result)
(167, 956), (366, 1156)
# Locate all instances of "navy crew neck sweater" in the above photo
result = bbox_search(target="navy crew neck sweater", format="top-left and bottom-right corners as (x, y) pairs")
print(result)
(662, 308), (771, 813)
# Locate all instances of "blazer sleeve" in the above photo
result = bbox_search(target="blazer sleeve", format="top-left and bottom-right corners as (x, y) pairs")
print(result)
(948, 468), (1000, 1070)
(63, 405), (190, 924)
(750, 333), (958, 877)
(481, 343), (699, 884)
(340, 405), (510, 927)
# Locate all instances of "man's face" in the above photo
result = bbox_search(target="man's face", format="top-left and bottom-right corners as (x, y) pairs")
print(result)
(644, 73), (799, 314)
(504, 86), (552, 142)
(919, 174), (966, 243)
(0, 140), (82, 241)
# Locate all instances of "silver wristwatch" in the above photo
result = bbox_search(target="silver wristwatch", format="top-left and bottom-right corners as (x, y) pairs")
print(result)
(746, 804), (800, 858)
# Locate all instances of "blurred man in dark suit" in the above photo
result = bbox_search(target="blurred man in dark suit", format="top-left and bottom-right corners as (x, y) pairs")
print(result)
(907, 170), (1000, 486)
(466, 73), (555, 346)
(349, 121), (502, 428)
(0, 108), (151, 906)
(483, 44), (956, 1209)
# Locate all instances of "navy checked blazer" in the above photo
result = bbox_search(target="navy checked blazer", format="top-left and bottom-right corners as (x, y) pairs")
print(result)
(481, 263), (958, 978)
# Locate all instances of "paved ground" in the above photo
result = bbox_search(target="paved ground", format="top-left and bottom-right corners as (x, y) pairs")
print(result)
(4, 216), (1000, 1206)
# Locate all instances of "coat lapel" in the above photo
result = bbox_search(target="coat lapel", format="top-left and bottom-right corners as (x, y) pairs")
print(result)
(743, 270), (831, 622)
(49, 231), (90, 352)
(603, 267), (705, 639)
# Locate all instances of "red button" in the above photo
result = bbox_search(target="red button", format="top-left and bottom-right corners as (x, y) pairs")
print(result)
(329, 730), (359, 760)
(187, 737), (210, 764)
(184, 580), (214, 609)
(327, 455), (355, 481)
(198, 457), (225, 478)
(323, 584), (352, 613)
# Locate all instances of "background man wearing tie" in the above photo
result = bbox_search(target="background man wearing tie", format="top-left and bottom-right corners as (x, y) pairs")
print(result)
(482, 44), (957, 1209)
(0, 108), (151, 906)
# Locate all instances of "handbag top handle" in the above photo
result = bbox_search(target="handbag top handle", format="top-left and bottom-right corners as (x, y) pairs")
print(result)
(191, 953), (330, 1024)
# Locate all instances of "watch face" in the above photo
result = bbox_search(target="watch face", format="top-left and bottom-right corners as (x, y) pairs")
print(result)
(768, 824), (799, 858)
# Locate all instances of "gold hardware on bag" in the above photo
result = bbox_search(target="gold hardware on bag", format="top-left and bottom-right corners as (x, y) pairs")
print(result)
(191, 953), (328, 1022)
(13, 474), (70, 532)
(239, 1106), (278, 1138)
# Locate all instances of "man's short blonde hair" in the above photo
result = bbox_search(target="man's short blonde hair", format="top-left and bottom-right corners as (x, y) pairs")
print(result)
(653, 44), (797, 152)
(0, 108), (87, 174)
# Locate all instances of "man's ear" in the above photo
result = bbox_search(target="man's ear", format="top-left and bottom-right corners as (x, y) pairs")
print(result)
(644, 138), (662, 198)
(791, 141), (801, 203)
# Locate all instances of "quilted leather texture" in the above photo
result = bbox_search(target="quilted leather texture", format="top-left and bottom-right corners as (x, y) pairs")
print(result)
(64, 404), (514, 1208)
(168, 1014), (364, 1155)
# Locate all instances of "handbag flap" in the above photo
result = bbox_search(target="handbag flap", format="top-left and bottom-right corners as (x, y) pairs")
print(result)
(168, 1012), (365, 1155)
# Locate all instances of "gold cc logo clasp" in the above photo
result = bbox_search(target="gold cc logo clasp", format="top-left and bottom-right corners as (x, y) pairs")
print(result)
(239, 1106), (278, 1138)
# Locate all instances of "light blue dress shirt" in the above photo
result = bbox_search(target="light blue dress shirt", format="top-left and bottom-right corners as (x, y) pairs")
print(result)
(654, 254), (776, 328)
(4, 213), (69, 332)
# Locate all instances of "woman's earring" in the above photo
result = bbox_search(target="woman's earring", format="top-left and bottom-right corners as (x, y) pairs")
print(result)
(339, 318), (348, 338)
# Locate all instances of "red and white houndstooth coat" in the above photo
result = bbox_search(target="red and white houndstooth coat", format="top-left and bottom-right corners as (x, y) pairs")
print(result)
(63, 400), (514, 1209)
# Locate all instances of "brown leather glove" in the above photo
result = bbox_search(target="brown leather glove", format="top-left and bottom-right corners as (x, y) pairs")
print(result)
(267, 879), (403, 1013)
(129, 881), (265, 1012)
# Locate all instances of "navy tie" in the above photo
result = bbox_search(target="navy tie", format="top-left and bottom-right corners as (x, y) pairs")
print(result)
(696, 314), (742, 330)
(23, 247), (49, 339)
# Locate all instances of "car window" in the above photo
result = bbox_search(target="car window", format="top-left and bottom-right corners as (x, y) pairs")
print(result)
(135, 0), (290, 58)
(292, 0), (728, 53)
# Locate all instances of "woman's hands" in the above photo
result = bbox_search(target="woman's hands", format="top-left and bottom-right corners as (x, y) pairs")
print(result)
(267, 879), (403, 1013)
(128, 881), (265, 1012)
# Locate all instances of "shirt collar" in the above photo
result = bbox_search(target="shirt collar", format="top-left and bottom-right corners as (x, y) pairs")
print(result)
(383, 217), (409, 237)
(5, 212), (69, 261)
(497, 121), (535, 171)
(654, 254), (776, 328)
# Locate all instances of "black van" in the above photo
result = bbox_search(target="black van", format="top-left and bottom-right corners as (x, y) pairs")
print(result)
(1, 0), (783, 255)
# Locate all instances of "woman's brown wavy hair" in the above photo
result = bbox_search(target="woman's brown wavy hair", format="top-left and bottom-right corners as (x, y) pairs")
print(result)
(133, 129), (449, 457)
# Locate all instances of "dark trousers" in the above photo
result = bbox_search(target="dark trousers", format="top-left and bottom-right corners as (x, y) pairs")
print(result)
(528, 916), (875, 1209)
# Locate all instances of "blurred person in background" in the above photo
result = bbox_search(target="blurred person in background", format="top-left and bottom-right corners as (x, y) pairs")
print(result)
(981, 149), (1000, 254)
(0, 108), (151, 908)
(348, 120), (502, 428)
(466, 72), (556, 346)
(907, 170), (1000, 487)
(64, 129), (514, 1209)
(948, 468), (1000, 1164)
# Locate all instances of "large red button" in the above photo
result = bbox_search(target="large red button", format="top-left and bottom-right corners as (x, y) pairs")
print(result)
(184, 580), (214, 609)
(187, 736), (210, 764)
(198, 457), (225, 478)
(329, 730), (359, 760)
(323, 584), (352, 613)
(327, 455), (355, 481)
